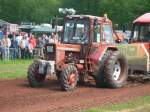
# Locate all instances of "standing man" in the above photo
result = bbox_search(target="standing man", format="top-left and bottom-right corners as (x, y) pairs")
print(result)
(37, 34), (46, 58)
(28, 34), (37, 59)
(10, 33), (18, 60)
(19, 34), (28, 59)
(49, 32), (58, 43)
(0, 39), (2, 60)
(1, 34), (11, 60)
(16, 32), (23, 58)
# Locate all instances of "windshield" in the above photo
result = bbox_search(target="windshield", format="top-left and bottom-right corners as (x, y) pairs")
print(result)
(63, 19), (89, 44)
(132, 24), (150, 41)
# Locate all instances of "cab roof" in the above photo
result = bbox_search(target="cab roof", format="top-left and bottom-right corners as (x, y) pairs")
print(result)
(134, 13), (150, 24)
(66, 15), (111, 23)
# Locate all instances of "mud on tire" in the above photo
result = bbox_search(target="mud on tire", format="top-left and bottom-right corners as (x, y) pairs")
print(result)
(27, 60), (46, 87)
(60, 65), (79, 91)
(104, 51), (128, 88)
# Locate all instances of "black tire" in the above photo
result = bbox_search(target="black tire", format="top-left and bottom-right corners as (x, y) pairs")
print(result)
(95, 50), (113, 87)
(27, 61), (46, 87)
(104, 51), (128, 88)
(60, 65), (79, 91)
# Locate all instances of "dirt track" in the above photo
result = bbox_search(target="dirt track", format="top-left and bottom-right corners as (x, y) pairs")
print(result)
(0, 77), (150, 112)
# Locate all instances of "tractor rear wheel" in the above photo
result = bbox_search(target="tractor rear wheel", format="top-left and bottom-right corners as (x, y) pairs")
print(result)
(95, 50), (112, 87)
(104, 51), (128, 88)
(60, 65), (79, 91)
(27, 61), (46, 87)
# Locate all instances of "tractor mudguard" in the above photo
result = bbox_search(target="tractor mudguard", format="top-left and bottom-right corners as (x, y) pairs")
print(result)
(90, 45), (117, 72)
(90, 46), (107, 66)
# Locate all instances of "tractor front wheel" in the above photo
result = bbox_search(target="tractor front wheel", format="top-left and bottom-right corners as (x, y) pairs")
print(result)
(104, 51), (128, 88)
(60, 65), (79, 91)
(27, 61), (46, 87)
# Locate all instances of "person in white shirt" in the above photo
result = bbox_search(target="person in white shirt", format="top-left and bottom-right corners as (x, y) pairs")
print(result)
(19, 34), (29, 59)
(48, 32), (58, 43)
(37, 34), (46, 58)
(1, 34), (11, 60)
(16, 33), (23, 58)
(16, 33), (23, 45)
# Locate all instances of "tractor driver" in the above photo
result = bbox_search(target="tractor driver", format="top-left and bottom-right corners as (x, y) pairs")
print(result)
(74, 24), (88, 44)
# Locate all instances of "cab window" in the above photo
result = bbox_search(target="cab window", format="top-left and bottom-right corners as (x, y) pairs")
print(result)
(132, 24), (150, 41)
(103, 24), (113, 43)
(93, 24), (101, 43)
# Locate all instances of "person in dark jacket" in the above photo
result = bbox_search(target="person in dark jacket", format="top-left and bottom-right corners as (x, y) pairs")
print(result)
(10, 33), (18, 60)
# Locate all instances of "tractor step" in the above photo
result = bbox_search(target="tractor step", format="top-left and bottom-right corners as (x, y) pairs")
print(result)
(86, 57), (93, 72)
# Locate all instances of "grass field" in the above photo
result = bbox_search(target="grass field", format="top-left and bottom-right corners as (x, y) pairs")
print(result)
(83, 96), (150, 112)
(0, 60), (33, 79)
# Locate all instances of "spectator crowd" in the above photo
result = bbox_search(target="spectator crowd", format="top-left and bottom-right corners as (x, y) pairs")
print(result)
(0, 31), (59, 60)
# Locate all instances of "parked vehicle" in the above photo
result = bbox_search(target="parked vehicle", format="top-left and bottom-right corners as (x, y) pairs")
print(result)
(117, 13), (150, 79)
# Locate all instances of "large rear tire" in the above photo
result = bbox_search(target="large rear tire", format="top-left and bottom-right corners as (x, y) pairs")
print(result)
(27, 61), (46, 87)
(60, 65), (79, 91)
(104, 51), (128, 88)
(95, 50), (112, 87)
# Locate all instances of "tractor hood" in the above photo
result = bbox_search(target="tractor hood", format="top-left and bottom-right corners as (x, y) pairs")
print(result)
(45, 43), (81, 65)
(56, 44), (81, 52)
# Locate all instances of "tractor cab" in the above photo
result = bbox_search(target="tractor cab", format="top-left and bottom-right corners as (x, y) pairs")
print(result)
(132, 22), (150, 42)
(62, 15), (114, 45)
(131, 13), (150, 55)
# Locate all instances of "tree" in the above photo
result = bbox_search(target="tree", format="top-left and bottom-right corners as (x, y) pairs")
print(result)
(0, 0), (149, 28)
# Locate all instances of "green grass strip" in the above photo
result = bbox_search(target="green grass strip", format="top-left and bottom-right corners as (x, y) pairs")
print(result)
(0, 59), (33, 79)
(83, 96), (150, 112)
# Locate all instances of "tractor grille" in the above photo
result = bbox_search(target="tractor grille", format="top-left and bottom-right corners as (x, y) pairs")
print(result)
(45, 44), (56, 61)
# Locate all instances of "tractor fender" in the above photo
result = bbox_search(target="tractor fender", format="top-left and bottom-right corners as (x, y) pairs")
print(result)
(35, 59), (55, 75)
(90, 46), (118, 72)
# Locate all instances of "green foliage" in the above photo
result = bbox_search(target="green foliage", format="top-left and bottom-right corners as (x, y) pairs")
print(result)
(0, 0), (150, 28)
(99, 0), (150, 28)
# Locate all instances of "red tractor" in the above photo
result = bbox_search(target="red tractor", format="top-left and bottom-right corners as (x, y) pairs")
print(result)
(27, 14), (129, 91)
(117, 13), (150, 79)
(132, 13), (150, 75)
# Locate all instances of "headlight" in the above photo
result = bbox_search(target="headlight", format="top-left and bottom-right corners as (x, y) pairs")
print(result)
(79, 60), (84, 64)
(47, 46), (54, 53)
